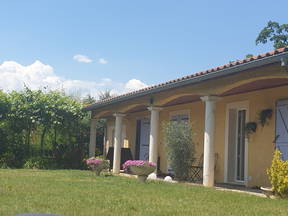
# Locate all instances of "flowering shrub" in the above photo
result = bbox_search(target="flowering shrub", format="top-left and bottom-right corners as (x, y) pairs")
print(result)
(267, 150), (288, 198)
(123, 160), (156, 171)
(86, 157), (109, 175)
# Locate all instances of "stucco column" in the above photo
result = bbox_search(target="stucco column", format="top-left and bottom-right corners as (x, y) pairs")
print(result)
(113, 113), (125, 174)
(148, 106), (162, 166)
(200, 95), (220, 187)
(89, 119), (97, 157)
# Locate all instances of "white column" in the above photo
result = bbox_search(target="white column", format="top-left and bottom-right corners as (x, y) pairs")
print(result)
(148, 106), (162, 166)
(200, 96), (220, 187)
(112, 113), (125, 174)
(89, 119), (97, 157)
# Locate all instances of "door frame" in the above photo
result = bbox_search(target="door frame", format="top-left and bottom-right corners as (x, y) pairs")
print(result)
(224, 100), (249, 186)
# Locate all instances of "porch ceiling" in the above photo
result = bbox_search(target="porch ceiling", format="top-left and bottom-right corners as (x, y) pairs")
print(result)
(221, 78), (288, 96)
(92, 77), (288, 118)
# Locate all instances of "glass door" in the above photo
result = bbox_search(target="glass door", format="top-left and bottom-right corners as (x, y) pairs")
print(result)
(236, 110), (246, 182)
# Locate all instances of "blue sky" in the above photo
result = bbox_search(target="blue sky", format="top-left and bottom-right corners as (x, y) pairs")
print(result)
(0, 0), (287, 97)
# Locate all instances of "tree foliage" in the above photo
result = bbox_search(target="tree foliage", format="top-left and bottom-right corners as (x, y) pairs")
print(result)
(256, 21), (288, 49)
(162, 121), (195, 180)
(98, 90), (113, 101)
(0, 87), (99, 169)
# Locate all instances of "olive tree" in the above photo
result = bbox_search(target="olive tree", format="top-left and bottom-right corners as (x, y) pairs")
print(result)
(162, 121), (195, 180)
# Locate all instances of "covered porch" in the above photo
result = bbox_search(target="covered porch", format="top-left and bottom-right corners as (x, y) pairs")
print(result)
(85, 48), (288, 187)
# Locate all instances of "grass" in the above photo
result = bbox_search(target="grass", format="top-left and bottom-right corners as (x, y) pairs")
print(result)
(0, 169), (288, 216)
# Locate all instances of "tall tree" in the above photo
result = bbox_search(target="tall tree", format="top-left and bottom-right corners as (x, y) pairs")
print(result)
(256, 21), (288, 49)
(98, 90), (113, 100)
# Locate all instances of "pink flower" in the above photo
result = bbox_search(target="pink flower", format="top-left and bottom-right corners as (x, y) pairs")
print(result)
(86, 158), (105, 168)
(122, 160), (156, 171)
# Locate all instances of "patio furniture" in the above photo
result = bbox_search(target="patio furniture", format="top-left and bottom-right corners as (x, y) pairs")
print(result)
(190, 153), (218, 182)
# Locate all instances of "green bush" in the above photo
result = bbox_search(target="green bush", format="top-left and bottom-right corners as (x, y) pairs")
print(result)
(23, 157), (56, 169)
(267, 150), (288, 198)
(162, 121), (195, 180)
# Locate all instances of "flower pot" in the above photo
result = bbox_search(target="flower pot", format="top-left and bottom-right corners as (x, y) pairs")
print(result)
(92, 168), (102, 176)
(137, 175), (148, 182)
(86, 158), (110, 176)
(129, 165), (156, 176)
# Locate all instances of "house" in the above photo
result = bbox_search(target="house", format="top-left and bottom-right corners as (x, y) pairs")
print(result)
(84, 47), (288, 187)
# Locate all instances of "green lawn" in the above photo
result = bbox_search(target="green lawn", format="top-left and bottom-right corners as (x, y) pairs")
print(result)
(0, 169), (288, 216)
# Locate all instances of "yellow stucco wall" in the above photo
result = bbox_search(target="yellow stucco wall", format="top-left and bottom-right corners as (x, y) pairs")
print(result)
(200, 85), (287, 187)
(104, 85), (288, 187)
(214, 85), (288, 187)
(96, 63), (288, 187)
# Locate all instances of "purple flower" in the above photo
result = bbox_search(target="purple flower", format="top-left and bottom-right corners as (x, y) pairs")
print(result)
(86, 158), (105, 168)
(122, 160), (156, 171)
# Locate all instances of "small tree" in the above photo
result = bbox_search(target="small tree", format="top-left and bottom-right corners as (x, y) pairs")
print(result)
(162, 121), (195, 180)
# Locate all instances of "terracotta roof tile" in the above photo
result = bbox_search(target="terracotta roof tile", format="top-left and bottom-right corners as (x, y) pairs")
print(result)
(86, 46), (288, 108)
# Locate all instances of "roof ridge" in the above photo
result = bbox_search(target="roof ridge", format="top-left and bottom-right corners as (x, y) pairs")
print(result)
(85, 46), (288, 107)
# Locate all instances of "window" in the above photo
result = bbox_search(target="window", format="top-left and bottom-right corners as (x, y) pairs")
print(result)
(170, 114), (189, 122)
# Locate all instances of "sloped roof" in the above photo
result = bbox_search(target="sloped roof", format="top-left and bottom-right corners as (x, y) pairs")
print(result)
(84, 46), (288, 111)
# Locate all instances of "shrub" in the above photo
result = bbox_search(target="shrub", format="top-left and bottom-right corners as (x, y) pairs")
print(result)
(23, 157), (56, 169)
(267, 150), (288, 198)
(162, 121), (195, 180)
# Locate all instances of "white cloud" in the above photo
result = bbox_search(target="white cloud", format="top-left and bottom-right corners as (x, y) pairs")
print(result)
(98, 58), (108, 64)
(125, 79), (148, 91)
(73, 54), (92, 63)
(0, 60), (148, 98)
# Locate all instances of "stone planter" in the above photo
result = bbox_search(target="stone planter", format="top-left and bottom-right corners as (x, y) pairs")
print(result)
(86, 158), (110, 176)
(92, 167), (103, 176)
(129, 165), (156, 182)
(137, 175), (148, 182)
(123, 160), (156, 182)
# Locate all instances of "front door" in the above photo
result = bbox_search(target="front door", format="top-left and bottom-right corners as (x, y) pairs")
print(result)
(276, 100), (288, 160)
(226, 102), (248, 184)
(139, 119), (150, 161)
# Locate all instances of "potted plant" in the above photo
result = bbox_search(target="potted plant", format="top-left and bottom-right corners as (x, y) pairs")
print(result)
(258, 109), (273, 127)
(245, 122), (257, 137)
(86, 157), (110, 176)
(123, 160), (156, 182)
